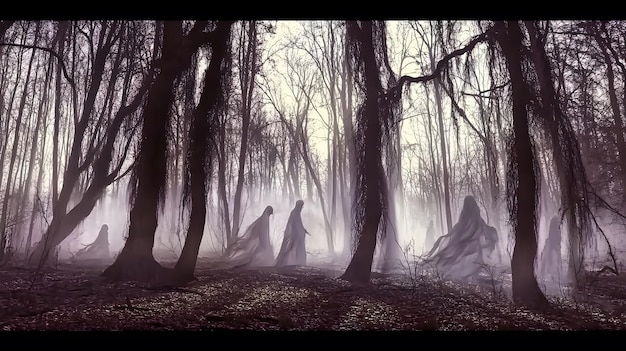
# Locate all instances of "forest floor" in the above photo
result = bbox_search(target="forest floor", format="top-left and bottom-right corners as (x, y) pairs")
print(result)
(1, 257), (626, 332)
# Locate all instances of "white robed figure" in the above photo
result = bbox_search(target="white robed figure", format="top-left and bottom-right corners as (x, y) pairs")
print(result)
(225, 206), (275, 268)
(421, 196), (502, 282)
(74, 224), (111, 260)
(275, 200), (310, 267)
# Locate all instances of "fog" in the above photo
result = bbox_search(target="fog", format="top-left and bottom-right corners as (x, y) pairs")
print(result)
(57, 176), (626, 287)
(2, 20), (626, 313)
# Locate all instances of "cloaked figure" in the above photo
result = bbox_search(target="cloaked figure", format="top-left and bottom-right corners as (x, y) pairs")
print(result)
(225, 206), (275, 268)
(74, 224), (111, 260)
(539, 215), (562, 279)
(275, 200), (310, 267)
(423, 219), (435, 252)
(421, 196), (501, 282)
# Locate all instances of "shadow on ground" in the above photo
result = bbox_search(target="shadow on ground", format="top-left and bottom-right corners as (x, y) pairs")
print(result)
(0, 258), (625, 330)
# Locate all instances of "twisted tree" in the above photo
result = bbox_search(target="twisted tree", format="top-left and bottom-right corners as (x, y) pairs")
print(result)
(175, 20), (234, 280)
(103, 21), (226, 282)
(340, 20), (400, 283)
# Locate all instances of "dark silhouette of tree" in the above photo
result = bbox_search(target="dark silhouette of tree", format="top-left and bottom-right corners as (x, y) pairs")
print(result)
(174, 20), (234, 280)
(492, 20), (594, 306)
(103, 21), (222, 282)
(27, 21), (154, 266)
(51, 21), (69, 212)
(0, 22), (40, 258)
(230, 21), (259, 246)
(524, 20), (594, 285)
(340, 21), (399, 283)
(493, 21), (550, 308)
(0, 19), (621, 307)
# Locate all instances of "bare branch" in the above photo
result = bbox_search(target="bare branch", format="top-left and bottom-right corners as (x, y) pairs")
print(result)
(0, 42), (76, 90)
(107, 120), (141, 184)
(460, 81), (510, 99)
(387, 26), (495, 97)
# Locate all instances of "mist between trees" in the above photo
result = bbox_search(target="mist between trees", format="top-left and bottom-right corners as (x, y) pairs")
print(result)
(0, 20), (625, 308)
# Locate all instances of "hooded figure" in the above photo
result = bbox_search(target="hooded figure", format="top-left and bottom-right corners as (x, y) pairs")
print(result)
(225, 206), (274, 268)
(421, 196), (501, 282)
(275, 200), (310, 267)
(539, 215), (562, 279)
(75, 224), (110, 260)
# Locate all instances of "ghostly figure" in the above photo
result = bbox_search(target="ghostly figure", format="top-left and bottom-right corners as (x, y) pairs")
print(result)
(275, 200), (310, 267)
(421, 196), (501, 282)
(539, 215), (562, 279)
(225, 206), (275, 268)
(423, 219), (435, 252)
(74, 224), (111, 260)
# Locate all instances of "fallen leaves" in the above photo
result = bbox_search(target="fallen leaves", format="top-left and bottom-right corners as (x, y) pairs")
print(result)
(0, 263), (625, 330)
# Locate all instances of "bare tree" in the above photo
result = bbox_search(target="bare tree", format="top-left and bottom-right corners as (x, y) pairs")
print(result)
(175, 20), (233, 279)
(0, 22), (40, 258)
(27, 21), (155, 265)
(230, 21), (258, 246)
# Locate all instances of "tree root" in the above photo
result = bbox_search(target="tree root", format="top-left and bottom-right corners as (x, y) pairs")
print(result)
(102, 257), (187, 286)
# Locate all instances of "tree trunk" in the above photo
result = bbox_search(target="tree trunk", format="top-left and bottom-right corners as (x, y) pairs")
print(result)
(16, 51), (52, 248)
(296, 119), (336, 256)
(51, 21), (69, 210)
(26, 85), (51, 255)
(288, 143), (301, 201)
(217, 123), (232, 250)
(340, 46), (356, 256)
(0, 33), (38, 257)
(424, 85), (445, 239)
(0, 29), (28, 209)
(432, 78), (453, 233)
(231, 21), (257, 244)
(28, 24), (150, 266)
(102, 21), (208, 283)
(341, 21), (387, 284)
(526, 21), (592, 286)
(175, 21), (233, 279)
(496, 21), (548, 308)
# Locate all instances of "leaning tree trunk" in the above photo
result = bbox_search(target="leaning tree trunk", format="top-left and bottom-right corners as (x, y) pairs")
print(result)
(27, 22), (120, 266)
(175, 21), (233, 279)
(496, 21), (548, 308)
(27, 26), (150, 266)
